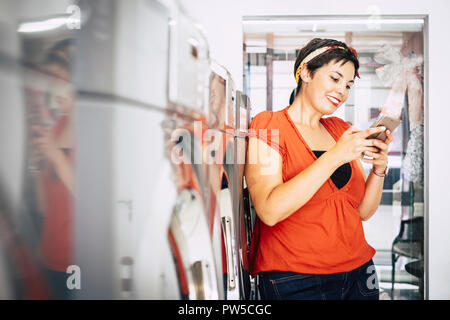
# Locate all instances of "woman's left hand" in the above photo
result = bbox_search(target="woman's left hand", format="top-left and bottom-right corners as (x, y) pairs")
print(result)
(361, 129), (394, 174)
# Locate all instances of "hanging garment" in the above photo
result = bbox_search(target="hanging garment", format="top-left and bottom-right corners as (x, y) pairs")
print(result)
(401, 124), (424, 185)
(375, 45), (424, 131)
(375, 45), (424, 185)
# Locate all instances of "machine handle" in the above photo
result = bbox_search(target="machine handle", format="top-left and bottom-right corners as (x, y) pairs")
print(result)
(221, 216), (236, 290)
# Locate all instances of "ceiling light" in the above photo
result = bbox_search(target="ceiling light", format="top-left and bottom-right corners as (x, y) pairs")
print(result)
(242, 19), (424, 25)
(18, 16), (80, 33)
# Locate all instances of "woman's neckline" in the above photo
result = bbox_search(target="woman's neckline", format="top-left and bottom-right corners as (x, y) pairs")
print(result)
(283, 106), (354, 191)
(283, 106), (337, 154)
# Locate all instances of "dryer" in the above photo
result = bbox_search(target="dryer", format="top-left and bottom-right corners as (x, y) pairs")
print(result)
(206, 61), (241, 300)
(164, 1), (223, 300)
(75, 0), (225, 300)
(73, 0), (181, 299)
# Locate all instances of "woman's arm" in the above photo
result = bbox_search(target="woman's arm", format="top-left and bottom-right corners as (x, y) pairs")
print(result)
(50, 148), (74, 194)
(357, 170), (386, 221)
(357, 129), (394, 221)
(245, 125), (387, 226)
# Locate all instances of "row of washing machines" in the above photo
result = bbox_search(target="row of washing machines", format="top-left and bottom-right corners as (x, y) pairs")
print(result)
(0, 0), (256, 299)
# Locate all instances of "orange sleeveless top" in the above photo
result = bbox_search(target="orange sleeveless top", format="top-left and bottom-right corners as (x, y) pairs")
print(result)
(248, 106), (375, 275)
(39, 163), (73, 272)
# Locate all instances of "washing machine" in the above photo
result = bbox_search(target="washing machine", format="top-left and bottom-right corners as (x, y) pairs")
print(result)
(205, 60), (242, 300)
(73, 0), (183, 299)
(234, 91), (256, 299)
(0, 0), (71, 299)
(164, 3), (228, 300)
(164, 115), (220, 300)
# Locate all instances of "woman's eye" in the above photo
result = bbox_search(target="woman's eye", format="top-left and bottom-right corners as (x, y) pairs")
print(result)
(331, 75), (352, 90)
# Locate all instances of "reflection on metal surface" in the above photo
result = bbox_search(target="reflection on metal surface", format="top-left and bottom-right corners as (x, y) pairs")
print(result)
(169, 188), (219, 300)
(208, 62), (228, 130)
(243, 15), (426, 300)
(235, 91), (253, 299)
(1, 0), (254, 300)
(18, 10), (77, 298)
(221, 216), (236, 290)
(191, 260), (215, 300)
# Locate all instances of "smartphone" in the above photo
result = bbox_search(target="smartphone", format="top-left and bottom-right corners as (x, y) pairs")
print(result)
(366, 114), (402, 141)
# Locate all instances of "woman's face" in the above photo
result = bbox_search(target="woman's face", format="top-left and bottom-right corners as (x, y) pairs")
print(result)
(303, 59), (355, 115)
(43, 63), (73, 115)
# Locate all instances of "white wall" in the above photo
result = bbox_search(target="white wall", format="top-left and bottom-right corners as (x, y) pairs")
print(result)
(178, 0), (450, 299)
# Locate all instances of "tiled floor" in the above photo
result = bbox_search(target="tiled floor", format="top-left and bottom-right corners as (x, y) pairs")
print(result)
(379, 282), (421, 300)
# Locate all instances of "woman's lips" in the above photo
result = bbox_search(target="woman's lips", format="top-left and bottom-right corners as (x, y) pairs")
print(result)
(326, 95), (341, 107)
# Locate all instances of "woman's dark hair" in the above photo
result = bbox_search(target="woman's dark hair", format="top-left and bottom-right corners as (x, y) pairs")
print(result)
(38, 38), (75, 79)
(289, 38), (359, 104)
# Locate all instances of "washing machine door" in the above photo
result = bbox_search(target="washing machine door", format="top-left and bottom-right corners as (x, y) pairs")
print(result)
(113, 106), (183, 300)
(206, 67), (241, 299)
(166, 120), (222, 300)
(168, 8), (209, 116)
(225, 71), (236, 132)
(169, 187), (219, 300)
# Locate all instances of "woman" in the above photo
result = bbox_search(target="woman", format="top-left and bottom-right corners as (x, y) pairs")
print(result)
(29, 40), (75, 299)
(245, 38), (393, 300)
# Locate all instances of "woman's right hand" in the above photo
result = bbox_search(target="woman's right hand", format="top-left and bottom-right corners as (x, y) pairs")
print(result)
(329, 126), (388, 166)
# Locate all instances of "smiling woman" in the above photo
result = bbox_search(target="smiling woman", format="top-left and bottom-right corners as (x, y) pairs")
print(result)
(245, 38), (394, 300)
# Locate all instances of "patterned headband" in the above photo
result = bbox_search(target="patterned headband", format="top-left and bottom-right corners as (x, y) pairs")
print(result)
(295, 45), (360, 84)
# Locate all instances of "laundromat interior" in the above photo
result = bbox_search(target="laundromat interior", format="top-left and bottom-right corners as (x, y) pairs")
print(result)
(1, 0), (450, 300)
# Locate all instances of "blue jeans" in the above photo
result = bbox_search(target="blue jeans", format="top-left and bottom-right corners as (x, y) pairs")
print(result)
(258, 259), (379, 300)
(44, 268), (73, 300)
